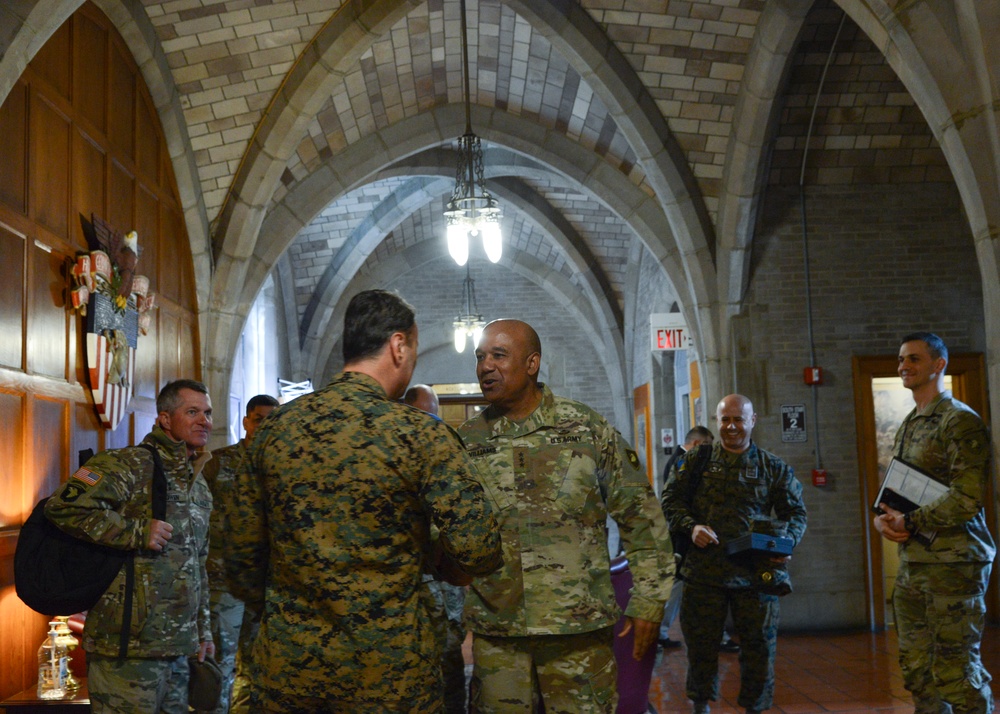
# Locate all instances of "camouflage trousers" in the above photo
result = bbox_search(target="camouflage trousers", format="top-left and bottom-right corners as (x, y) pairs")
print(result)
(894, 561), (994, 714)
(87, 653), (189, 713)
(679, 581), (779, 711)
(203, 589), (245, 714)
(230, 602), (261, 714)
(470, 628), (617, 713)
(426, 579), (469, 714)
(248, 686), (442, 713)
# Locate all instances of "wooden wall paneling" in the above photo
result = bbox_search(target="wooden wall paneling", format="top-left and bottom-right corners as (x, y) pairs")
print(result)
(72, 397), (100, 471)
(158, 307), (181, 387)
(108, 36), (135, 164)
(158, 202), (181, 303)
(25, 240), (70, 380)
(0, 389), (26, 525)
(104, 408), (133, 450)
(134, 312), (159, 402)
(0, 581), (45, 706)
(29, 93), (71, 240)
(136, 90), (159, 186)
(134, 183), (159, 313)
(0, 80), (28, 215)
(72, 127), (107, 249)
(73, 10), (107, 139)
(0, 222), (26, 370)
(134, 409), (156, 443)
(29, 395), (69, 504)
(179, 314), (199, 379)
(109, 159), (135, 237)
(27, 22), (71, 102)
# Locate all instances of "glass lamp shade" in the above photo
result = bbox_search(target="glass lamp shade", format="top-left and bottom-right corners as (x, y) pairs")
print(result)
(447, 220), (470, 267)
(480, 218), (502, 263)
(472, 324), (485, 348)
(454, 325), (467, 352)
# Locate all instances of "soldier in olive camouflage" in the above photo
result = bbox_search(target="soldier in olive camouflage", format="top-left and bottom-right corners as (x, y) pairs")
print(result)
(224, 288), (502, 713)
(875, 333), (995, 714)
(662, 394), (806, 714)
(44, 380), (214, 714)
(201, 395), (277, 714)
(460, 319), (673, 713)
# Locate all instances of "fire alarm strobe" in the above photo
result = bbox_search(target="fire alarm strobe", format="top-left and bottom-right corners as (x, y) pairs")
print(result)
(803, 367), (823, 385)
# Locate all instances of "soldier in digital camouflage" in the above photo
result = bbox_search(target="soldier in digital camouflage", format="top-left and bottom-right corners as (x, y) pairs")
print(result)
(200, 393), (278, 714)
(224, 289), (503, 713)
(458, 319), (674, 713)
(45, 379), (216, 713)
(662, 394), (806, 714)
(874, 332), (995, 714)
(402, 384), (470, 714)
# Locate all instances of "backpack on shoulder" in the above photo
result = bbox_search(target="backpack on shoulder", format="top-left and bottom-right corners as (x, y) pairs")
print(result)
(14, 444), (167, 657)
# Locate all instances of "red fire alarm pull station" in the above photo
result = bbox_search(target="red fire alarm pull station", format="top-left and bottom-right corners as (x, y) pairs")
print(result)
(812, 468), (828, 487)
(803, 367), (823, 385)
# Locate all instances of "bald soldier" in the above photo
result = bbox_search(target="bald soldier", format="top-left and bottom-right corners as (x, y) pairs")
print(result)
(662, 394), (807, 714)
(225, 290), (503, 713)
(459, 319), (674, 713)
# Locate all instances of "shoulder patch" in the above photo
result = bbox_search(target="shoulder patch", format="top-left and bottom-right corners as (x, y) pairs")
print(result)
(61, 482), (87, 503)
(626, 448), (641, 470)
(71, 466), (101, 487)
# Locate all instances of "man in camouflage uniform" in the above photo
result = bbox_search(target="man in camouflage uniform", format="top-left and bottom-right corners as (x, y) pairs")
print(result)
(201, 393), (279, 714)
(225, 290), (503, 713)
(45, 379), (215, 713)
(402, 384), (470, 714)
(459, 319), (674, 713)
(662, 394), (806, 714)
(874, 332), (995, 714)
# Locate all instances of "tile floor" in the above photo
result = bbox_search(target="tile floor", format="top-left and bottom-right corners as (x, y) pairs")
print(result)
(645, 625), (1000, 713)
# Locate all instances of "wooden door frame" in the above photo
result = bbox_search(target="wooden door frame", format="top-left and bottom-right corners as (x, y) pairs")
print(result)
(852, 353), (995, 630)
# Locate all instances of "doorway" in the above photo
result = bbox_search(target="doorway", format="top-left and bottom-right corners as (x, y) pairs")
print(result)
(852, 353), (994, 630)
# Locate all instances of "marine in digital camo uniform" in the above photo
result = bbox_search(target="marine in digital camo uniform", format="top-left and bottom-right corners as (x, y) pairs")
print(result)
(200, 394), (278, 714)
(662, 394), (806, 714)
(874, 333), (995, 714)
(45, 379), (215, 714)
(224, 289), (503, 713)
(459, 319), (674, 714)
(403, 384), (470, 714)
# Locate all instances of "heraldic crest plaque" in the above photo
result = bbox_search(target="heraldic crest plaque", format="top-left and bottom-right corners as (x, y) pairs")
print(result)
(71, 215), (156, 430)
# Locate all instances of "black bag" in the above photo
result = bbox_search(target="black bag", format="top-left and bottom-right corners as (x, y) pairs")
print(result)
(667, 444), (713, 575)
(14, 444), (167, 656)
(15, 497), (130, 616)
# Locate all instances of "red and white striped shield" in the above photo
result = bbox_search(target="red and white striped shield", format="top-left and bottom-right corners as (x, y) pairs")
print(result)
(85, 330), (136, 431)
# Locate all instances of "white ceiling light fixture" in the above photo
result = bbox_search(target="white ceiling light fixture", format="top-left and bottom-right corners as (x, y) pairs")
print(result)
(444, 0), (502, 267)
(453, 262), (486, 353)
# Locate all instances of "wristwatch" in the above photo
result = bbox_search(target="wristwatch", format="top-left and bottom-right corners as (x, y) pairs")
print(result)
(903, 512), (917, 534)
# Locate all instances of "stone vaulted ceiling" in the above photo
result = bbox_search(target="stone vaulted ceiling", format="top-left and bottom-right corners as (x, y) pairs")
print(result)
(2, 0), (998, 431)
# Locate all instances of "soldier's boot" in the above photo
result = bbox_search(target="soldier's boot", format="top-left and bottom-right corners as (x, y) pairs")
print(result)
(692, 702), (710, 714)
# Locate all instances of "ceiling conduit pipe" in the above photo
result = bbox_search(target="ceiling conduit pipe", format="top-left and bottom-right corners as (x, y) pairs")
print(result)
(799, 11), (847, 477)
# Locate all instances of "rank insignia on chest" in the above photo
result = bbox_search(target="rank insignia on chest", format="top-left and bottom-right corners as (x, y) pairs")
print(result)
(626, 449), (641, 470)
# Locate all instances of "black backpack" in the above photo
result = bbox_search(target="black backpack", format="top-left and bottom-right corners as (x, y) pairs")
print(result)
(14, 444), (167, 656)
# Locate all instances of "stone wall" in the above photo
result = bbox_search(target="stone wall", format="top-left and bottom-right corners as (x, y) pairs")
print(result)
(741, 181), (985, 629)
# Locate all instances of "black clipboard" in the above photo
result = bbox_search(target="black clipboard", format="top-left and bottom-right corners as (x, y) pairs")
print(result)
(872, 457), (948, 545)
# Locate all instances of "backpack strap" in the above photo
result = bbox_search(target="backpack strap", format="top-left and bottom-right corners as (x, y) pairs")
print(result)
(117, 444), (167, 659)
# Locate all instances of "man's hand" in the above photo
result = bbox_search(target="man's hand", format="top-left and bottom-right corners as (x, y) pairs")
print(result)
(691, 524), (719, 548)
(196, 639), (215, 661)
(147, 519), (173, 551)
(873, 503), (910, 543)
(618, 616), (659, 660)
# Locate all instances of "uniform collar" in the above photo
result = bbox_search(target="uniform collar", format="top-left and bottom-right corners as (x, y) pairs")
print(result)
(913, 389), (951, 418)
(486, 383), (556, 438)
